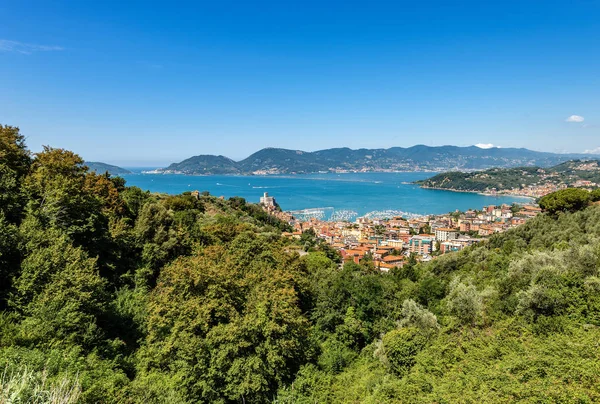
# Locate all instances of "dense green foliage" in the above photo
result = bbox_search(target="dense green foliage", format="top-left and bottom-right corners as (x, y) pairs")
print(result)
(418, 159), (600, 192)
(1, 126), (599, 402)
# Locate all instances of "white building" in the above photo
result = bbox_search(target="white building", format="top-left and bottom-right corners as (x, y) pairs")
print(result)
(434, 227), (458, 242)
(385, 239), (404, 249)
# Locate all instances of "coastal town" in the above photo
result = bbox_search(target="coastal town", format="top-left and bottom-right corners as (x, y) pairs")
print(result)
(259, 191), (541, 271)
(483, 178), (598, 198)
(418, 159), (600, 198)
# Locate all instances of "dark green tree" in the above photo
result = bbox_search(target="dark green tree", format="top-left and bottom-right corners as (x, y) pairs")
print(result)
(11, 223), (107, 350)
(0, 125), (31, 223)
(538, 188), (591, 215)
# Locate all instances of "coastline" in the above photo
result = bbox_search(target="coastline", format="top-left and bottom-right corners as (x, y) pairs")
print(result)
(138, 169), (443, 176)
(419, 185), (536, 200)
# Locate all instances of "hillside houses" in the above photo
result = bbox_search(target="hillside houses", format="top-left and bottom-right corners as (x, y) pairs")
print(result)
(276, 201), (542, 271)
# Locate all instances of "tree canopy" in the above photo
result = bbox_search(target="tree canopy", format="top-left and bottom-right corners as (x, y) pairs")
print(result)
(1, 126), (600, 403)
(538, 188), (592, 215)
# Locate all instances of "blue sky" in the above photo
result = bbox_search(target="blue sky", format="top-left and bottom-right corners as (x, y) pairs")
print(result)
(1, 0), (599, 166)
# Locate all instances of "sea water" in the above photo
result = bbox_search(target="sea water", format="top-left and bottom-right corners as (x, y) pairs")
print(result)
(121, 170), (531, 219)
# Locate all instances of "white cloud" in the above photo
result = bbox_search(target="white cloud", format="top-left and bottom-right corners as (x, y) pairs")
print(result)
(0, 39), (63, 54)
(475, 143), (496, 149)
(566, 115), (585, 123)
(584, 147), (600, 155)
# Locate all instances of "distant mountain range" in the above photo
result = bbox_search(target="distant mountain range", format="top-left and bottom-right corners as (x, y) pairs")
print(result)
(152, 145), (599, 175)
(86, 162), (132, 175)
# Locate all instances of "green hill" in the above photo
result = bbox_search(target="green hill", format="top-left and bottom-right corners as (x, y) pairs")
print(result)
(239, 147), (330, 173)
(1, 124), (600, 403)
(85, 161), (132, 175)
(417, 159), (600, 193)
(162, 154), (240, 174)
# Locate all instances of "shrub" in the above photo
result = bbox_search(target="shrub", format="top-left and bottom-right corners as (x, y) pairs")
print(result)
(380, 328), (426, 376)
(399, 299), (439, 334)
(318, 337), (358, 374)
(446, 278), (483, 325)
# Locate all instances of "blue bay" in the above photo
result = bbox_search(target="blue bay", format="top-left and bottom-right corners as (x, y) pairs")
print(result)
(121, 171), (530, 219)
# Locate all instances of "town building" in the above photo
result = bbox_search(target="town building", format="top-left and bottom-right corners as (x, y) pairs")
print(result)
(385, 239), (404, 249)
(434, 227), (458, 242)
(409, 235), (435, 255)
(440, 241), (464, 254)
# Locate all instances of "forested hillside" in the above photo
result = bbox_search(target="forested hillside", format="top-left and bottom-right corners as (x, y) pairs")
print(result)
(1, 124), (600, 403)
(417, 160), (600, 193)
